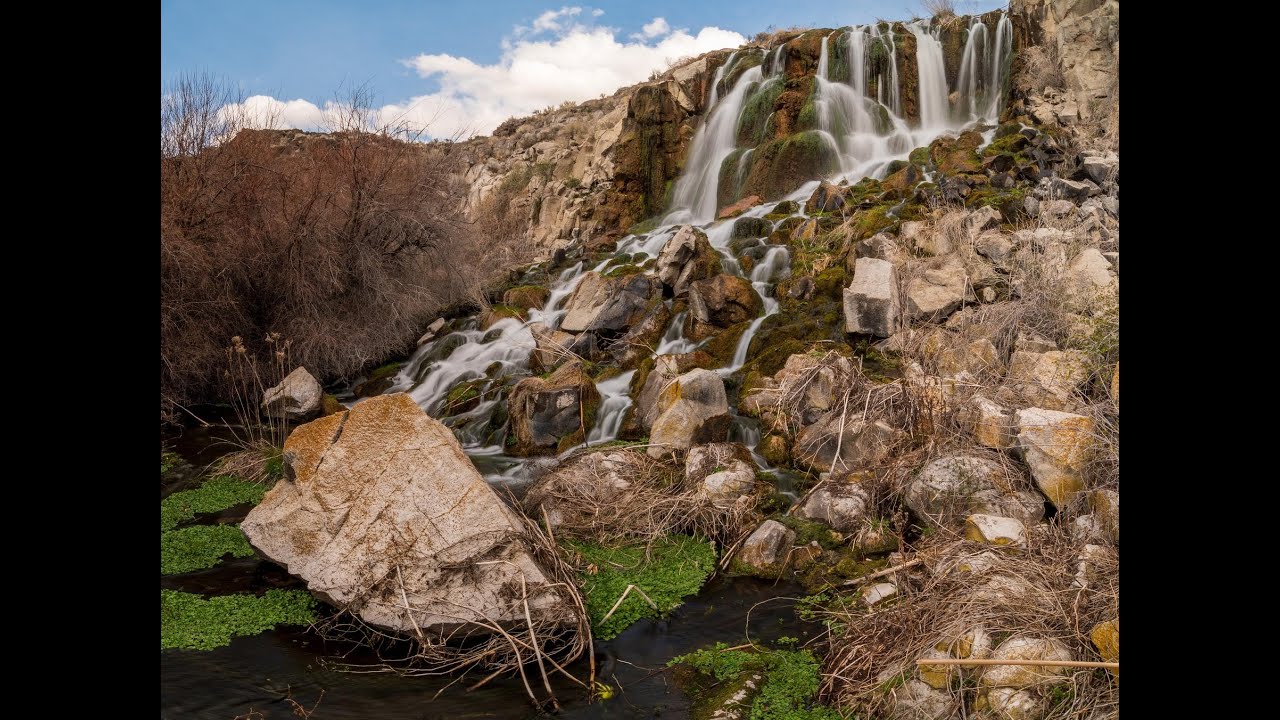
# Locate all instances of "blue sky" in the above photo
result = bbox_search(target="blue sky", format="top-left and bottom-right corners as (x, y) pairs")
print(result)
(162, 1), (1007, 138)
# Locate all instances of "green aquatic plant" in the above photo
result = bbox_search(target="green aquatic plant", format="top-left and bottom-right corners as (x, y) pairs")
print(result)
(161, 589), (316, 650)
(161, 475), (267, 532)
(160, 524), (256, 575)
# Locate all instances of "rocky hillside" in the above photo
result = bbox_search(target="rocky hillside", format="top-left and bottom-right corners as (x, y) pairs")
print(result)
(219, 2), (1120, 717)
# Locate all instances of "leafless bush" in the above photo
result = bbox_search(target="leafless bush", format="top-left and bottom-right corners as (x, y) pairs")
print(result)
(819, 528), (1118, 719)
(521, 448), (759, 548)
(920, 0), (957, 20)
(160, 74), (486, 414)
(1013, 45), (1064, 95)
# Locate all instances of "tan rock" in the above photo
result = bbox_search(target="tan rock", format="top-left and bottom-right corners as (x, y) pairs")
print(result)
(981, 636), (1073, 689)
(964, 514), (1028, 549)
(1015, 408), (1094, 509)
(242, 394), (577, 635)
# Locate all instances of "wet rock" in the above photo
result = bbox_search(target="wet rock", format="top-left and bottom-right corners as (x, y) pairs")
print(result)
(509, 360), (600, 454)
(844, 257), (901, 337)
(1015, 408), (1094, 510)
(718, 194), (764, 219)
(610, 300), (673, 369)
(560, 271), (661, 333)
(242, 394), (577, 635)
(732, 216), (773, 238)
(416, 317), (447, 346)
(261, 367), (323, 421)
(805, 180), (846, 213)
(688, 274), (763, 339)
(647, 368), (731, 459)
(657, 225), (721, 297)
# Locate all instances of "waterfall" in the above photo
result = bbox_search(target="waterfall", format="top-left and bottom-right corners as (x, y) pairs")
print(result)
(664, 58), (764, 224)
(910, 21), (950, 131)
(955, 17), (988, 122)
(986, 13), (1013, 120)
(586, 370), (636, 444)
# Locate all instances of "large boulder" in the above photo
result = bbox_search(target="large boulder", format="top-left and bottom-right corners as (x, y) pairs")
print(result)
(528, 322), (577, 372)
(686, 442), (756, 484)
(687, 274), (763, 339)
(958, 395), (1014, 449)
(656, 225), (721, 297)
(508, 360), (600, 454)
(560, 271), (661, 334)
(261, 367), (323, 421)
(609, 299), (672, 369)
(905, 454), (1045, 529)
(1015, 408), (1094, 509)
(794, 414), (900, 473)
(906, 255), (969, 322)
(647, 368), (731, 459)
(242, 394), (576, 635)
(844, 257), (901, 337)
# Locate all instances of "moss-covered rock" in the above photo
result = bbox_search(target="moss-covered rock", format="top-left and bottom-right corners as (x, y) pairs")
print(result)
(501, 285), (549, 310)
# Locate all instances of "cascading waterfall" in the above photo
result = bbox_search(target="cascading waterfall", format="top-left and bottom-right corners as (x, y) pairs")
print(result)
(911, 20), (951, 131)
(382, 12), (1016, 483)
(664, 56), (764, 225)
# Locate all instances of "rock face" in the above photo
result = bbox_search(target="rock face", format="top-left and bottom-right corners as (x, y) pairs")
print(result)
(905, 454), (1044, 528)
(657, 225), (721, 297)
(1015, 407), (1094, 509)
(648, 368), (731, 459)
(844, 258), (901, 337)
(688, 274), (763, 338)
(560, 271), (661, 334)
(736, 520), (795, 574)
(242, 394), (576, 635)
(508, 361), (600, 454)
(261, 367), (323, 420)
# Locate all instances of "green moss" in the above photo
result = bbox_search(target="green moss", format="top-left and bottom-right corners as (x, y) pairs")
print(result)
(777, 516), (844, 550)
(161, 476), (267, 532)
(671, 645), (840, 720)
(367, 362), (403, 383)
(568, 535), (716, 640)
(565, 177), (582, 189)
(701, 321), (751, 367)
(628, 216), (663, 236)
(744, 131), (836, 201)
(161, 589), (316, 651)
(908, 146), (932, 166)
(161, 524), (256, 575)
(161, 451), (182, 475)
(604, 264), (644, 278)
(738, 79), (785, 146)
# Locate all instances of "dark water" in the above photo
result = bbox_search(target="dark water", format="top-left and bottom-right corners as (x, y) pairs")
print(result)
(162, 426), (817, 720)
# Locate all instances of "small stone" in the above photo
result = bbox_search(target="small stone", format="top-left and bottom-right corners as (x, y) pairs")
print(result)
(964, 514), (1028, 549)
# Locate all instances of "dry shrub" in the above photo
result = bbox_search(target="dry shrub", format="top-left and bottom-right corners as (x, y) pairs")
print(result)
(160, 74), (496, 414)
(520, 448), (759, 548)
(1012, 45), (1065, 96)
(820, 528), (1119, 719)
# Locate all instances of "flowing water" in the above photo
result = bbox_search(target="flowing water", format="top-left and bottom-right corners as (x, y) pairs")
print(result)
(164, 16), (1015, 716)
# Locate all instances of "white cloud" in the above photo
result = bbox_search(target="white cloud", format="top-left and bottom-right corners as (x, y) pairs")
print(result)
(223, 9), (745, 140)
(640, 17), (670, 39)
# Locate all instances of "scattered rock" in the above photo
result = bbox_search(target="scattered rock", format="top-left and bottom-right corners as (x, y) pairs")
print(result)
(981, 636), (1073, 689)
(688, 274), (764, 338)
(891, 679), (952, 720)
(978, 687), (1043, 720)
(261, 367), (323, 421)
(528, 322), (577, 372)
(906, 255), (969, 322)
(735, 519), (796, 574)
(702, 462), (757, 507)
(958, 395), (1014, 449)
(1091, 618), (1120, 680)
(905, 454), (1044, 528)
(963, 514), (1029, 549)
(861, 582), (897, 605)
(805, 181), (846, 213)
(844, 257), (902, 337)
(1015, 408), (1094, 509)
(416, 317), (447, 346)
(794, 415), (900, 473)
(1001, 349), (1089, 411)
(791, 475), (872, 532)
(1090, 489), (1120, 543)
(1039, 199), (1076, 220)
(242, 394), (577, 635)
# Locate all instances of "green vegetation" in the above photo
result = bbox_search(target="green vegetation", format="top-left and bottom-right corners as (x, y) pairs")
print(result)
(738, 79), (784, 146)
(161, 451), (182, 474)
(778, 516), (845, 550)
(568, 535), (717, 640)
(161, 589), (316, 650)
(366, 361), (403, 384)
(161, 524), (256, 575)
(565, 176), (583, 189)
(671, 644), (841, 720)
(161, 476), (267, 532)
